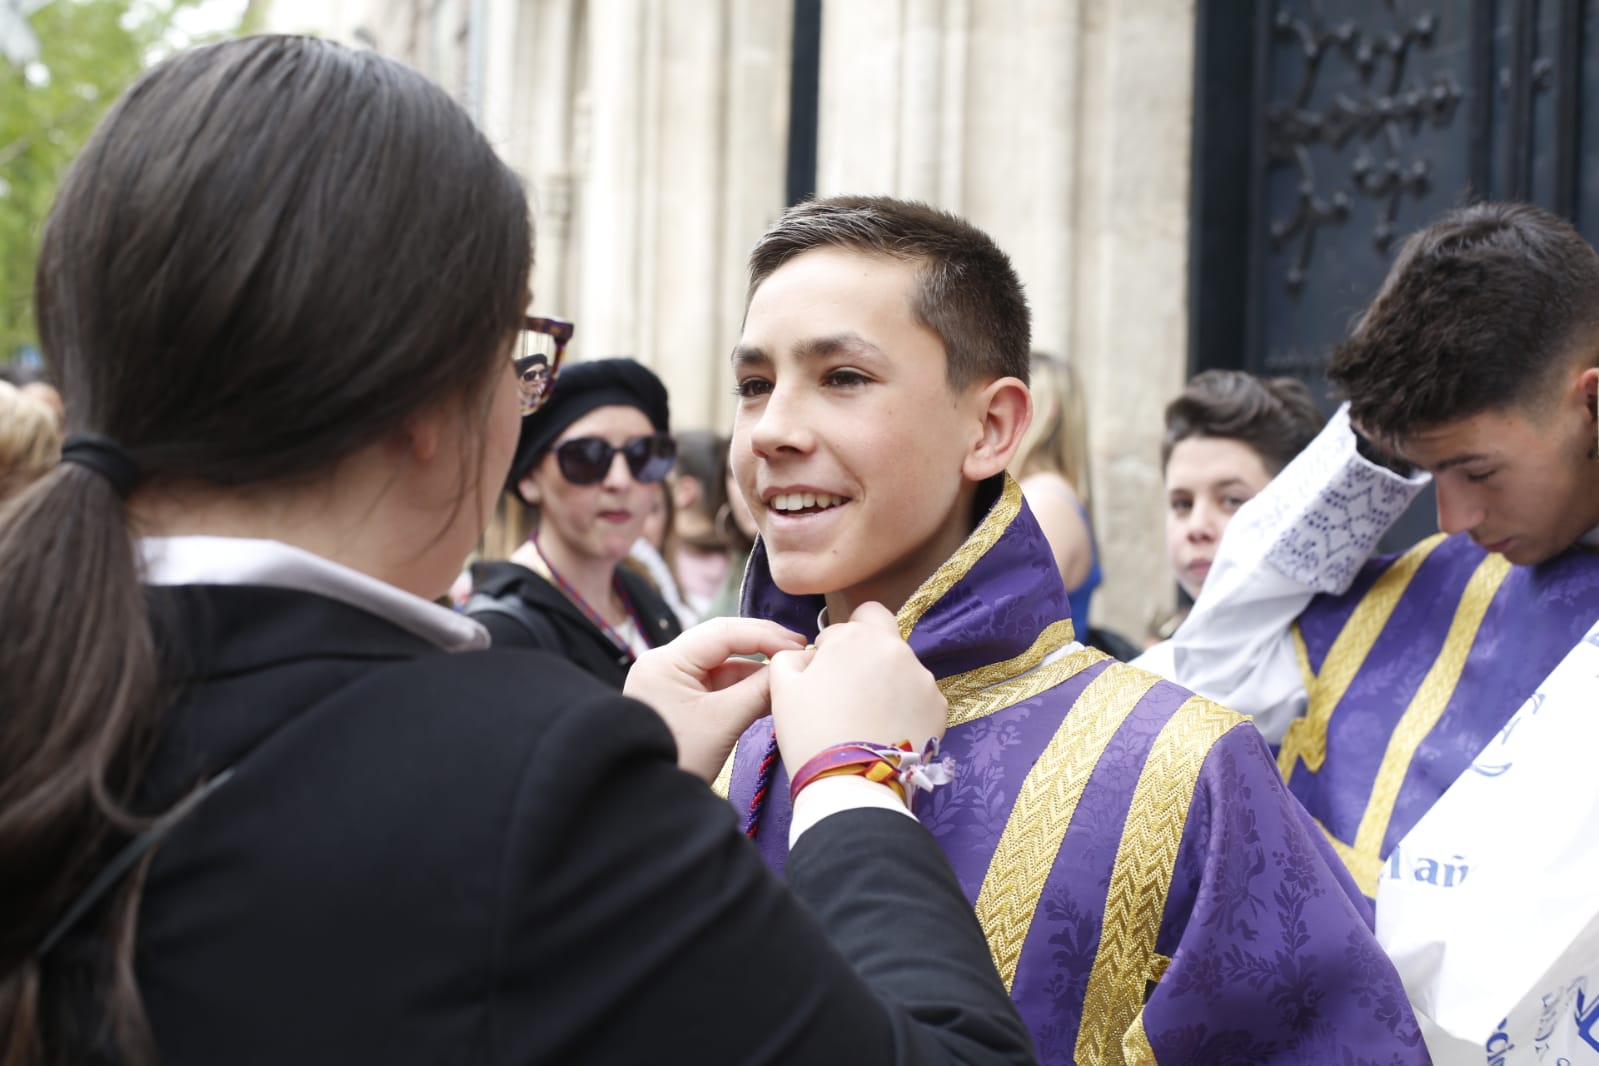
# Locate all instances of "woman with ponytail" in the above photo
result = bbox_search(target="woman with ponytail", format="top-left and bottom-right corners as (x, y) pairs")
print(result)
(0, 36), (1032, 1066)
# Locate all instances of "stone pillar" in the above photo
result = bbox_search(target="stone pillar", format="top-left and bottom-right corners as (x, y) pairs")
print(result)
(814, 0), (1194, 640)
(503, 0), (797, 433)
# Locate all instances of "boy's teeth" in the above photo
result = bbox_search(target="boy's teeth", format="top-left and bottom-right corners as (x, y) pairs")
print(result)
(774, 492), (842, 512)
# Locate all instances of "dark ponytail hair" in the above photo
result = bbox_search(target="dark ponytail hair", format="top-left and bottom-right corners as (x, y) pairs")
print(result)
(0, 35), (532, 1063)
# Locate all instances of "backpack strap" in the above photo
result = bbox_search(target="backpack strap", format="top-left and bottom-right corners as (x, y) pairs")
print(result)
(464, 591), (565, 652)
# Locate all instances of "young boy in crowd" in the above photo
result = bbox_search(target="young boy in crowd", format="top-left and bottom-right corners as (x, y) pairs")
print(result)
(718, 195), (1426, 1065)
(1157, 201), (1599, 900)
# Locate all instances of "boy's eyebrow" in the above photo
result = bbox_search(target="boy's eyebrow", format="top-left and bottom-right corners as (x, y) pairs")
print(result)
(730, 345), (770, 371)
(1429, 452), (1494, 473)
(730, 333), (884, 370)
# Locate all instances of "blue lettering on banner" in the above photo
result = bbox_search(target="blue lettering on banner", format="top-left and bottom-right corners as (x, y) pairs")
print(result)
(1471, 761), (1514, 778)
(1576, 988), (1599, 1052)
(1486, 1020), (1515, 1065)
(1383, 846), (1469, 887)
(1540, 984), (1574, 1044)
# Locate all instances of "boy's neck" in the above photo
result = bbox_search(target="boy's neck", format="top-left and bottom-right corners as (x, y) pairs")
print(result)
(819, 477), (996, 625)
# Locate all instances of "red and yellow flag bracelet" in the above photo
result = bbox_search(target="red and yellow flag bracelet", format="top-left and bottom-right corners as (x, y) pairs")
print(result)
(787, 738), (956, 812)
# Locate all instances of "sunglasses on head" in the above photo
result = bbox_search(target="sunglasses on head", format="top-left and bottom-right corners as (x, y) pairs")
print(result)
(554, 433), (677, 486)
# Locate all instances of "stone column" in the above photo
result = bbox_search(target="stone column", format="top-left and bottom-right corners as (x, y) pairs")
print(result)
(814, 0), (1194, 640)
(520, 0), (797, 432)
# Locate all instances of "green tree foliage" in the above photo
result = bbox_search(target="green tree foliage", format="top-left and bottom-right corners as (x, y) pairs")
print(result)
(0, 0), (245, 363)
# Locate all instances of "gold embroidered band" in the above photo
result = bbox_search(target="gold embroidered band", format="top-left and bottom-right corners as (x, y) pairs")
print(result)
(974, 660), (1156, 990)
(1077, 697), (1243, 1066)
(1343, 552), (1512, 896)
(1277, 534), (1445, 781)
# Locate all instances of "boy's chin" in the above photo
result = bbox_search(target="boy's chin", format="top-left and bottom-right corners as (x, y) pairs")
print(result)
(766, 558), (844, 599)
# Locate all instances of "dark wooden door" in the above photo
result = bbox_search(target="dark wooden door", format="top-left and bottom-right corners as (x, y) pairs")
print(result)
(1191, 0), (1597, 548)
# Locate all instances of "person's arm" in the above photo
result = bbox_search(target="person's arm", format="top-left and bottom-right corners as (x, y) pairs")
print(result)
(1019, 474), (1094, 592)
(1143, 405), (1428, 741)
(488, 688), (1036, 1066)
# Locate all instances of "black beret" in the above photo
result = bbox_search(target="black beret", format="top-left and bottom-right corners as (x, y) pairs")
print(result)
(506, 357), (671, 491)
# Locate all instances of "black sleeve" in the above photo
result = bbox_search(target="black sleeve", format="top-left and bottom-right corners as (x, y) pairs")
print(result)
(487, 689), (1036, 1066)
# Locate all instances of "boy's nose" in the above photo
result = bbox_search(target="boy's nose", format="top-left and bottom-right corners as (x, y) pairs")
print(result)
(1185, 503), (1219, 542)
(749, 389), (814, 456)
(1435, 484), (1484, 536)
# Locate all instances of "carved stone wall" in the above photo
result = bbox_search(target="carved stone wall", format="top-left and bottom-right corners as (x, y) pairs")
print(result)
(816, 0), (1195, 640)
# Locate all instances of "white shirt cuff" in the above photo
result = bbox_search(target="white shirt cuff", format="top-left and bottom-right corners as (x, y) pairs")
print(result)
(789, 774), (916, 848)
(1231, 405), (1428, 595)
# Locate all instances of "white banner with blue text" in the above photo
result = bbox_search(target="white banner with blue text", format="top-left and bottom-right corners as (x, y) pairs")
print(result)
(1377, 616), (1599, 1065)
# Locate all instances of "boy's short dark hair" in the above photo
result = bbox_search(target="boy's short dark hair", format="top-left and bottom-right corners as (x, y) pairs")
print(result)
(1328, 202), (1599, 440)
(746, 195), (1031, 387)
(1161, 370), (1325, 474)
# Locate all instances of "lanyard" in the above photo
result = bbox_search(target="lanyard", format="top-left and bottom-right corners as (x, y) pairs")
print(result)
(532, 539), (647, 659)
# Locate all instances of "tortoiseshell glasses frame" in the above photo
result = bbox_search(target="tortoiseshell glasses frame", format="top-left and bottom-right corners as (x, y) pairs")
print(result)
(515, 315), (574, 415)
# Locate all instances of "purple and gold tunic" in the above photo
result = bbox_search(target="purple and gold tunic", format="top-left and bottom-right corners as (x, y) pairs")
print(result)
(721, 476), (1426, 1066)
(1283, 532), (1599, 900)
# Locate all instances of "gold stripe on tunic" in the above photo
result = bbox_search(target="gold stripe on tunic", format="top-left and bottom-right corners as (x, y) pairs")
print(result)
(710, 740), (738, 800)
(1121, 1013), (1158, 1065)
(1344, 552), (1511, 896)
(1077, 697), (1243, 1066)
(1277, 534), (1445, 781)
(973, 661), (1158, 990)
(938, 618), (1078, 704)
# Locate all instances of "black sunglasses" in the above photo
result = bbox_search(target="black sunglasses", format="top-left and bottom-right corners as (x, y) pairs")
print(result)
(554, 434), (677, 486)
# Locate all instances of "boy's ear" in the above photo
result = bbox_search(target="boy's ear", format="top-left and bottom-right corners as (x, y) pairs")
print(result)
(1579, 365), (1599, 455)
(961, 376), (1032, 482)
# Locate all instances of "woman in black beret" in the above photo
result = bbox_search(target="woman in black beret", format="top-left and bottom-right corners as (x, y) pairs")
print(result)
(467, 357), (684, 686)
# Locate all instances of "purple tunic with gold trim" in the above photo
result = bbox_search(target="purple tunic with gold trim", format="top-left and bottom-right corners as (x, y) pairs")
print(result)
(721, 476), (1427, 1066)
(1282, 532), (1599, 900)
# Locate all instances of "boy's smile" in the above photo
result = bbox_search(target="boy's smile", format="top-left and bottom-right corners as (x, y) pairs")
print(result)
(730, 247), (988, 617)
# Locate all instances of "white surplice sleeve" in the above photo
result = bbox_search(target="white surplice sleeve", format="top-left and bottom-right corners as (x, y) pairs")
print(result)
(1133, 405), (1430, 742)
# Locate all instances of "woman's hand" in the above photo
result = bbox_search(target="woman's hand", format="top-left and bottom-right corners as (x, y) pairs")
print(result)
(768, 602), (947, 776)
(623, 617), (807, 780)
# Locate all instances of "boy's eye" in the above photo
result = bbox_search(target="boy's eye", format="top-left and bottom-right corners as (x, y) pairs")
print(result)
(733, 378), (773, 399)
(1465, 469), (1496, 484)
(1221, 495), (1251, 512)
(823, 368), (870, 388)
(1168, 498), (1192, 516)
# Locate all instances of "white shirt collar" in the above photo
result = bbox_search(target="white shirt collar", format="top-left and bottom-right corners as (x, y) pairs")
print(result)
(1583, 524), (1599, 549)
(139, 536), (489, 652)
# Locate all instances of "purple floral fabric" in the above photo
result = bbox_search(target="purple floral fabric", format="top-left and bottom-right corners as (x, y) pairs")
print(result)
(730, 477), (1427, 1064)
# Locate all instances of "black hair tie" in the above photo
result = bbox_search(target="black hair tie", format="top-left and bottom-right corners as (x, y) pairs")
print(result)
(60, 434), (143, 499)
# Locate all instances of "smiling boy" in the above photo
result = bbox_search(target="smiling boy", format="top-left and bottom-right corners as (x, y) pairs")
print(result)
(718, 196), (1425, 1065)
(1156, 202), (1599, 902)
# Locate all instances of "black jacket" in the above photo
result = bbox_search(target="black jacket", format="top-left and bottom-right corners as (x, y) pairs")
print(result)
(54, 584), (1033, 1066)
(467, 559), (681, 687)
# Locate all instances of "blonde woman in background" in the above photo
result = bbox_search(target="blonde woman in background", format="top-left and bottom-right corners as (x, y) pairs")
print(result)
(0, 380), (63, 503)
(1010, 351), (1101, 629)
